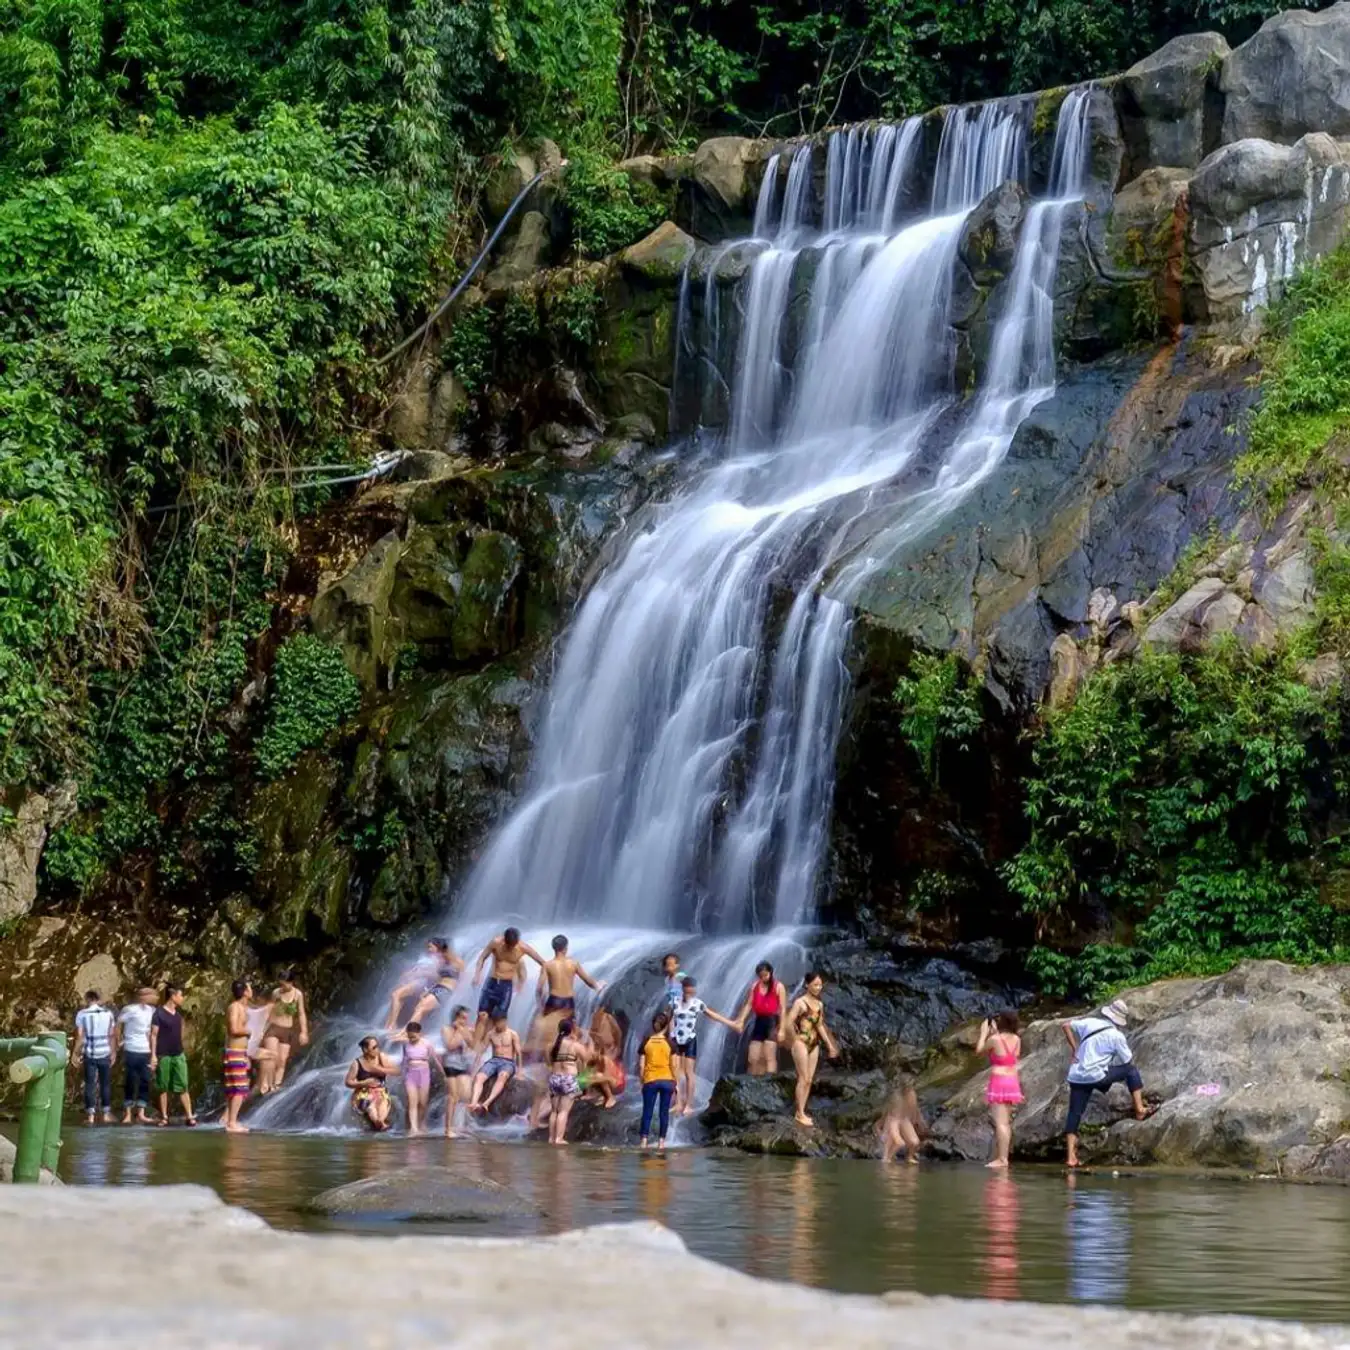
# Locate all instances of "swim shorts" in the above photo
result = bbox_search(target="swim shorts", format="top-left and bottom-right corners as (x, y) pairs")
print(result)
(543, 994), (575, 1014)
(672, 1038), (697, 1061)
(483, 1056), (516, 1079)
(478, 977), (514, 1019)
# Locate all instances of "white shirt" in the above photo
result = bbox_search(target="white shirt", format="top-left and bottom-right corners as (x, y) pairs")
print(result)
(75, 1006), (115, 1060)
(117, 1003), (155, 1055)
(1067, 1017), (1132, 1084)
(670, 997), (705, 1046)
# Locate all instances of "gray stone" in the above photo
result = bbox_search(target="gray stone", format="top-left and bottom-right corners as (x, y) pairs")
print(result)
(690, 136), (761, 211)
(1299, 652), (1345, 689)
(926, 960), (1350, 1170)
(311, 531), (402, 689)
(622, 221), (697, 283)
(2, 1185), (1345, 1348)
(485, 210), (551, 290)
(309, 1167), (542, 1222)
(1254, 551), (1315, 630)
(1199, 587), (1245, 637)
(1142, 576), (1227, 648)
(0, 1133), (59, 1184)
(1121, 32), (1229, 170)
(428, 372), (467, 449)
(486, 149), (539, 222)
(1188, 133), (1350, 328)
(386, 357), (435, 450)
(70, 952), (121, 1003)
(1221, 2), (1350, 145)
(0, 790), (58, 925)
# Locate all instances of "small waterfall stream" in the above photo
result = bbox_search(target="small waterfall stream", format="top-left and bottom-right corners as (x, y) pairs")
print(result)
(256, 90), (1094, 1134)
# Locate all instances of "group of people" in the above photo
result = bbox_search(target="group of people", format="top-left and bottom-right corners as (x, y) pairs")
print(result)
(350, 932), (846, 1144)
(70, 973), (310, 1133)
(879, 997), (1156, 1168)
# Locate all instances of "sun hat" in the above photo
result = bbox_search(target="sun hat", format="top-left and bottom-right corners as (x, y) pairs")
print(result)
(1101, 999), (1128, 1028)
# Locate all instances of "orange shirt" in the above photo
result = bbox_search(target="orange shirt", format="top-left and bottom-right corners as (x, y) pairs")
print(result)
(640, 1034), (675, 1084)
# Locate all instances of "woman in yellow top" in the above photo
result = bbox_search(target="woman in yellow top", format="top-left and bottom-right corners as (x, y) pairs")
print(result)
(637, 1011), (677, 1149)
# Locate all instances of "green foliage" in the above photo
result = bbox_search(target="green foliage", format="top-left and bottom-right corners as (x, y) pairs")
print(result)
(1009, 641), (1350, 981)
(893, 653), (982, 781)
(256, 634), (362, 779)
(548, 281), (604, 349)
(1238, 243), (1350, 511)
(445, 307), (495, 394)
(562, 152), (667, 258)
(1025, 943), (1149, 1001)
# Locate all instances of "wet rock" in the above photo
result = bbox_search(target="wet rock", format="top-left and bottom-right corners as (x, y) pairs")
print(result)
(486, 149), (539, 222)
(428, 372), (468, 450)
(1188, 133), (1350, 328)
(308, 1167), (542, 1222)
(1119, 32), (1228, 172)
(958, 181), (1026, 285)
(1220, 2), (1350, 146)
(687, 136), (769, 238)
(925, 960), (1350, 1170)
(312, 530), (402, 690)
(703, 1069), (892, 1157)
(387, 357), (436, 450)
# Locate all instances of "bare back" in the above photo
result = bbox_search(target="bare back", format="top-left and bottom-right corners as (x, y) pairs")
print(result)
(544, 955), (579, 998)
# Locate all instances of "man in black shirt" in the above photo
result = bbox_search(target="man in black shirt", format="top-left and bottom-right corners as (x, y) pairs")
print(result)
(150, 985), (196, 1126)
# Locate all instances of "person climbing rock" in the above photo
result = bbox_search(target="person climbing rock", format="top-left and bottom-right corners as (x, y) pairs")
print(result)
(878, 1080), (924, 1164)
(1062, 999), (1156, 1168)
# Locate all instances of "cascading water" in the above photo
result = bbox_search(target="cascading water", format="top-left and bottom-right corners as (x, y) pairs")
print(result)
(256, 89), (1095, 1134)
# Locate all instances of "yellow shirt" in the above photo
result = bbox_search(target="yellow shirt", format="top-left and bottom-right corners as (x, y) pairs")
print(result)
(640, 1034), (675, 1084)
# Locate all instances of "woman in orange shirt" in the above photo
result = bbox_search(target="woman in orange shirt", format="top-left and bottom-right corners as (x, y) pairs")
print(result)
(637, 1012), (677, 1149)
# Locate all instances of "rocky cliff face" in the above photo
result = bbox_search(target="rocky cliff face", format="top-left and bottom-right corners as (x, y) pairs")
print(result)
(5, 5), (1350, 1119)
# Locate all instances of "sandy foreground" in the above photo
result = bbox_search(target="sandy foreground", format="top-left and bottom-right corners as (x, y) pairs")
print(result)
(1, 1184), (1348, 1349)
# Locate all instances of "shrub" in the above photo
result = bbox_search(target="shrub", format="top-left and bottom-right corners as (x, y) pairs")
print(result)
(256, 635), (362, 778)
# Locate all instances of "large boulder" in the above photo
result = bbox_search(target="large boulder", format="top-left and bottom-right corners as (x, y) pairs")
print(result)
(686, 136), (769, 239)
(1188, 132), (1350, 328)
(1220, 2), (1350, 146)
(484, 210), (551, 290)
(0, 786), (73, 925)
(308, 1167), (542, 1223)
(1119, 32), (1229, 172)
(702, 1069), (892, 1157)
(925, 961), (1350, 1171)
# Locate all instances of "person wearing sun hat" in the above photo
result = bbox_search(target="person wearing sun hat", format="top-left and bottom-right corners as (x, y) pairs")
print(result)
(1061, 998), (1155, 1168)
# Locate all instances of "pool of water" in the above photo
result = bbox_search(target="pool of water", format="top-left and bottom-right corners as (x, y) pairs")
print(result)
(41, 1126), (1350, 1323)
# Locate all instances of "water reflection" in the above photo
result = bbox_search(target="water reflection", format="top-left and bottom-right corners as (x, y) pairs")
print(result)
(982, 1174), (1020, 1301)
(39, 1128), (1350, 1324)
(1066, 1176), (1129, 1305)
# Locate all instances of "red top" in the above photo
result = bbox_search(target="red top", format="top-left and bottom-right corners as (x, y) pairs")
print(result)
(750, 983), (780, 1017)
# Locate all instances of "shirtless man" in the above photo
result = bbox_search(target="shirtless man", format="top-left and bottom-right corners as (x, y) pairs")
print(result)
(468, 1015), (523, 1116)
(223, 980), (253, 1133)
(472, 928), (545, 1047)
(536, 934), (605, 1027)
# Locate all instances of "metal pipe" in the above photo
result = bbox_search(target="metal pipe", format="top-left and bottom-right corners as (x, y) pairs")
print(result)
(376, 159), (568, 368)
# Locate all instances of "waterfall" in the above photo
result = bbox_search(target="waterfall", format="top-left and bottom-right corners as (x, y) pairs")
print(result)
(255, 89), (1096, 1133)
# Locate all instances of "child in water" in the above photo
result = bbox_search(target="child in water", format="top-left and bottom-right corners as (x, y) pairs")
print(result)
(879, 1081), (925, 1164)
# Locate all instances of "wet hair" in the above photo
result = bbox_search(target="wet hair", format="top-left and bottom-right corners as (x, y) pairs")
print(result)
(552, 934), (568, 953)
(429, 938), (450, 954)
(755, 962), (774, 982)
(84, 990), (100, 1003)
(995, 1011), (1020, 1035)
(504, 927), (520, 946)
(359, 1036), (379, 1053)
(231, 979), (249, 1000)
(406, 1021), (422, 1035)
(803, 971), (823, 987)
(651, 1011), (671, 1034)
(450, 1005), (468, 1022)
(550, 1018), (576, 1062)
(681, 976), (696, 990)
(163, 984), (182, 1000)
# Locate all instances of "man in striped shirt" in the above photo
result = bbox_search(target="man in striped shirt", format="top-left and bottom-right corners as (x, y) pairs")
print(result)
(74, 991), (117, 1125)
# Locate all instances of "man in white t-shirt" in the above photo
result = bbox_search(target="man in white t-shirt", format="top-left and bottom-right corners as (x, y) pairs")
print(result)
(73, 991), (117, 1124)
(1062, 999), (1153, 1167)
(117, 987), (158, 1125)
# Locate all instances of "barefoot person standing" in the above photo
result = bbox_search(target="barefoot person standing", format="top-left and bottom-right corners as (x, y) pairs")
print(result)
(471, 928), (545, 1047)
(440, 1006), (475, 1137)
(546, 1018), (588, 1146)
(668, 976), (741, 1116)
(976, 1012), (1023, 1168)
(785, 973), (839, 1128)
(734, 962), (788, 1075)
(150, 985), (195, 1127)
(117, 988), (158, 1125)
(259, 970), (308, 1095)
(1063, 999), (1154, 1168)
(394, 1021), (444, 1136)
(223, 980), (254, 1133)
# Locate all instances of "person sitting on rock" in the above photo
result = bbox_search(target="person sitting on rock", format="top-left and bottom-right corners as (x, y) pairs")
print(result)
(879, 1080), (924, 1164)
(1062, 999), (1156, 1168)
(468, 1014), (522, 1115)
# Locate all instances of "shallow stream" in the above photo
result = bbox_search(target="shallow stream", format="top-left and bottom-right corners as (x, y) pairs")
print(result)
(48, 1128), (1350, 1322)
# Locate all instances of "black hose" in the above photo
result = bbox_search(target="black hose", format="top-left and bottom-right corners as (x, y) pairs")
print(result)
(377, 162), (566, 368)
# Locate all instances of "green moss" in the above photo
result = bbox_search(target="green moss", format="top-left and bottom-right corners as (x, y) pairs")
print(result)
(257, 635), (362, 780)
(1033, 86), (1071, 138)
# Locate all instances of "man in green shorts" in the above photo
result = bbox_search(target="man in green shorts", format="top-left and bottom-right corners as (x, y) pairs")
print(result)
(150, 985), (196, 1126)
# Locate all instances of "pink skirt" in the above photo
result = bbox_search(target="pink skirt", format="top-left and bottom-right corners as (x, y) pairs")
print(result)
(986, 1074), (1024, 1105)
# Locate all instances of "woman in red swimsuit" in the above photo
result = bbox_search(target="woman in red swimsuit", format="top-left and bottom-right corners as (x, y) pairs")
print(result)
(976, 1011), (1024, 1169)
(734, 962), (788, 1075)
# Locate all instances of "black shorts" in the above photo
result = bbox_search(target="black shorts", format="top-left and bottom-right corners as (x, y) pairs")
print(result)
(444, 1066), (468, 1078)
(543, 995), (575, 1014)
(673, 1038), (697, 1061)
(750, 1014), (777, 1042)
(478, 977), (513, 1019)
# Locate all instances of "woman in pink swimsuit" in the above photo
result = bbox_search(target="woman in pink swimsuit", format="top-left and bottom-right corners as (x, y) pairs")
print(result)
(393, 1021), (445, 1136)
(975, 1011), (1023, 1169)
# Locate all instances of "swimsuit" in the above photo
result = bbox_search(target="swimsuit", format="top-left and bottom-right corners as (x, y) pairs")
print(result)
(543, 994), (575, 1014)
(749, 985), (780, 1041)
(794, 1003), (823, 1052)
(352, 1060), (389, 1113)
(223, 1047), (250, 1098)
(442, 1040), (472, 1077)
(478, 977), (514, 1019)
(403, 1040), (434, 1089)
(549, 1072), (580, 1096)
(986, 1037), (1024, 1105)
(483, 1055), (516, 1078)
